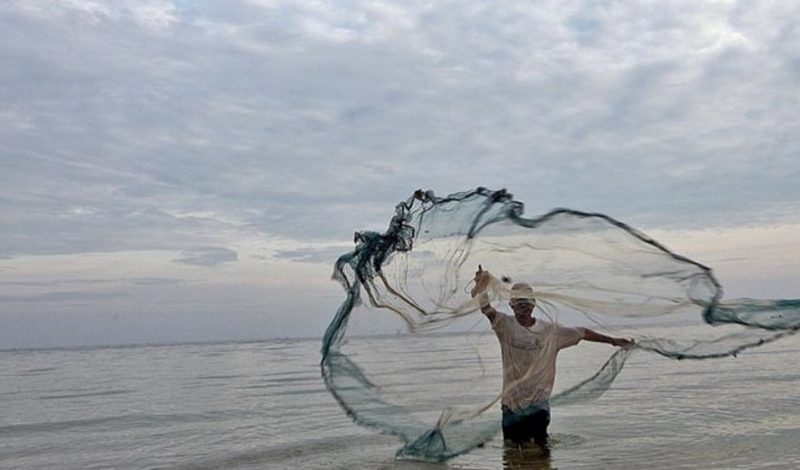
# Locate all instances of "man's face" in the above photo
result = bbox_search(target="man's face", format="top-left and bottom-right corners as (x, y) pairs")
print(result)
(509, 298), (535, 317)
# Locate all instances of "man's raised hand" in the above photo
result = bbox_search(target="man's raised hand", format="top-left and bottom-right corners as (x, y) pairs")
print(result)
(471, 265), (492, 298)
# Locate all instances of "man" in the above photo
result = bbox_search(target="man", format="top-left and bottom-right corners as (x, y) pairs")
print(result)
(471, 266), (632, 451)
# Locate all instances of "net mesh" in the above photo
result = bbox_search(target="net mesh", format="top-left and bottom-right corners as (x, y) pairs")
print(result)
(321, 188), (800, 461)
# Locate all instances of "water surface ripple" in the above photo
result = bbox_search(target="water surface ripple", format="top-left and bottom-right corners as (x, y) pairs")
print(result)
(1, 333), (798, 469)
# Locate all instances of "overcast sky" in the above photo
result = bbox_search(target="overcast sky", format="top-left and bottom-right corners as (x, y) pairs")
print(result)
(1, 0), (798, 349)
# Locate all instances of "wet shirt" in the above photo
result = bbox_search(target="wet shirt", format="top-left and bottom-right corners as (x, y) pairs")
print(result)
(492, 313), (584, 410)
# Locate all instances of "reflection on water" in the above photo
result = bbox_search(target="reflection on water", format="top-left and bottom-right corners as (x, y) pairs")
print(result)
(500, 433), (586, 470)
(503, 441), (552, 470)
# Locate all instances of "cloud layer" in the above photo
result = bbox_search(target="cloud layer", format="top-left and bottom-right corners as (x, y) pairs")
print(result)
(1, 0), (798, 347)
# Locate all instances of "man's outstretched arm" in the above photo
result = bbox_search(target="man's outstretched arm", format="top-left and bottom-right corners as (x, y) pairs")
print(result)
(579, 328), (634, 348)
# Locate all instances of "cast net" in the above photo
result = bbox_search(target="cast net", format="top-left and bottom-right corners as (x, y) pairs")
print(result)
(321, 188), (800, 461)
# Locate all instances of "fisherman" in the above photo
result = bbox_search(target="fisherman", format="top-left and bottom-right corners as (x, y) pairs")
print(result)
(471, 266), (633, 452)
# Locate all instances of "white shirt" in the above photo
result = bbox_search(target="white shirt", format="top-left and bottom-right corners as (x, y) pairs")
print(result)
(492, 312), (584, 410)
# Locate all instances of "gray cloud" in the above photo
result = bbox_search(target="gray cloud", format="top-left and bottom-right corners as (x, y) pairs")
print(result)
(0, 277), (184, 287)
(0, 291), (127, 303)
(173, 246), (238, 267)
(273, 245), (354, 264)
(128, 277), (184, 286)
(2, 0), (799, 262)
(0, 1), (799, 347)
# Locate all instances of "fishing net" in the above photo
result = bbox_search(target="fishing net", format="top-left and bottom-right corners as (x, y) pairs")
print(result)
(321, 188), (800, 461)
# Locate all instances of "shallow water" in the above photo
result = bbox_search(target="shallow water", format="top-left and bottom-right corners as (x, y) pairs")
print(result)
(1, 332), (799, 469)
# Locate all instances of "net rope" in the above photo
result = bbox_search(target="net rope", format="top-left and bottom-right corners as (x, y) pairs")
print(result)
(321, 188), (800, 461)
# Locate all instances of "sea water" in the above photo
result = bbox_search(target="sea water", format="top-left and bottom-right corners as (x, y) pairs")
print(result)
(1, 330), (799, 469)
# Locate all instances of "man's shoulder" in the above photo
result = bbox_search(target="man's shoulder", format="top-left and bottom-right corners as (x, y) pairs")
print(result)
(491, 311), (513, 329)
(534, 319), (582, 335)
(534, 318), (574, 328)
